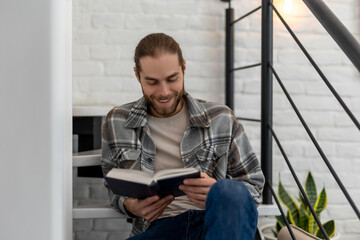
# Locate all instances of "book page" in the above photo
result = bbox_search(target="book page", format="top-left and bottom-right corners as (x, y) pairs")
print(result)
(154, 167), (199, 181)
(106, 168), (153, 185)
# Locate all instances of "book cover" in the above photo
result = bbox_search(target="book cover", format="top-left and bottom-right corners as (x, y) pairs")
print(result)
(105, 168), (200, 199)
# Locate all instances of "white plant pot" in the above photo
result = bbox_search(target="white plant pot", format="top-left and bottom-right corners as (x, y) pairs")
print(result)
(259, 224), (277, 240)
(259, 224), (340, 240)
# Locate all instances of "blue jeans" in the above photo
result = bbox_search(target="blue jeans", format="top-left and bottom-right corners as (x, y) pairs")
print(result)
(128, 179), (258, 240)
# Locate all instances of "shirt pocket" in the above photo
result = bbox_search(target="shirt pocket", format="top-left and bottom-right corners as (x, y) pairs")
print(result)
(191, 145), (228, 177)
(117, 148), (141, 169)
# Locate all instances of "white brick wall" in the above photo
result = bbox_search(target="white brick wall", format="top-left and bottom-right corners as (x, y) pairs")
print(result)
(73, 0), (360, 239)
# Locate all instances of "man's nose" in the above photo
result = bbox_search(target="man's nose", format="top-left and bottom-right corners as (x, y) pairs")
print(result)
(158, 83), (170, 97)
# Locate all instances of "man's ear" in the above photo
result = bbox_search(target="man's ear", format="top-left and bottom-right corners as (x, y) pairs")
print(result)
(134, 67), (141, 83)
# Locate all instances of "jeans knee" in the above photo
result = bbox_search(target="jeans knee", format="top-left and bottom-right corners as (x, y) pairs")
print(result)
(205, 179), (259, 239)
(207, 179), (253, 208)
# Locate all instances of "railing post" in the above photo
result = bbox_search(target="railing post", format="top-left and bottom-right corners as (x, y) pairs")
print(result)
(261, 0), (273, 204)
(225, 6), (234, 110)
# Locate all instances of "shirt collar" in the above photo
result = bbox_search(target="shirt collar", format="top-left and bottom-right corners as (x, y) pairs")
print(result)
(124, 92), (210, 128)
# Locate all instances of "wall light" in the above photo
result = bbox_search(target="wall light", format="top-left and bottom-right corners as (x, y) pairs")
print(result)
(283, 0), (293, 14)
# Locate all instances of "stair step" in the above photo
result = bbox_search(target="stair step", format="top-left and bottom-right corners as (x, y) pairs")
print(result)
(257, 204), (280, 216)
(73, 203), (279, 219)
(73, 203), (126, 219)
(73, 149), (101, 167)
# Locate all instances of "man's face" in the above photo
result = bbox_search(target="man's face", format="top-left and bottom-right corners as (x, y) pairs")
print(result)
(135, 53), (186, 118)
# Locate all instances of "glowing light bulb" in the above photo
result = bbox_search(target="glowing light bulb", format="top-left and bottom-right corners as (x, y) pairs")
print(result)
(283, 0), (293, 14)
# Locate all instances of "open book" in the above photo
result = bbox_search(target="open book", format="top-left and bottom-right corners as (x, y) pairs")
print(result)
(105, 167), (201, 199)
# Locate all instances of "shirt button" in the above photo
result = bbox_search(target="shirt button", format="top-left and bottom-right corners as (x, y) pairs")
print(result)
(185, 159), (189, 163)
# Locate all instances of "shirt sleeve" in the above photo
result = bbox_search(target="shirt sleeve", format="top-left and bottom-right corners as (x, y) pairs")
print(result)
(227, 117), (265, 206)
(101, 119), (136, 218)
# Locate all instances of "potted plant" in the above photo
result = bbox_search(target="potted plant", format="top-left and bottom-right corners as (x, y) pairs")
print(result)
(260, 172), (338, 240)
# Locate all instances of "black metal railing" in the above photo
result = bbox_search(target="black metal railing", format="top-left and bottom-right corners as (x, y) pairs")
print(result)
(221, 0), (360, 239)
(269, 0), (360, 131)
(302, 0), (360, 73)
(222, 0), (274, 204)
(261, 0), (274, 205)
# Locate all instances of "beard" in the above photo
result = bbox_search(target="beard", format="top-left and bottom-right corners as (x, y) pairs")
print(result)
(143, 87), (185, 118)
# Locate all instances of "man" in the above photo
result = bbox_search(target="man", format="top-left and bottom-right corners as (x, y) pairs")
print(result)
(101, 33), (265, 239)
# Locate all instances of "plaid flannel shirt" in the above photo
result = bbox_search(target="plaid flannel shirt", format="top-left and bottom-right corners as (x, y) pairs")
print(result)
(101, 92), (265, 237)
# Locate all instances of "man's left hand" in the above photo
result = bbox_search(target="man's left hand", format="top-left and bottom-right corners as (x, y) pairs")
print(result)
(179, 172), (216, 207)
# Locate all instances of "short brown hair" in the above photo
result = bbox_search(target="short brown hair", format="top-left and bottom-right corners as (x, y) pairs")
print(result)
(134, 33), (185, 75)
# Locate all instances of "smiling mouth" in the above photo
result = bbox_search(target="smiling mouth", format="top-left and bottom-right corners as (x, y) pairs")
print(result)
(159, 99), (170, 103)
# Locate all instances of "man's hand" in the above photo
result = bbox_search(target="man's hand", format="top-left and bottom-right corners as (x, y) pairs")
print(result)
(124, 195), (174, 222)
(179, 172), (217, 207)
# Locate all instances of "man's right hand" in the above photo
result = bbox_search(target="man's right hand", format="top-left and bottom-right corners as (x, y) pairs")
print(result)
(124, 195), (174, 222)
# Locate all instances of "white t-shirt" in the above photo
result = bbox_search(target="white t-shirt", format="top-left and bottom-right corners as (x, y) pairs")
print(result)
(147, 103), (204, 218)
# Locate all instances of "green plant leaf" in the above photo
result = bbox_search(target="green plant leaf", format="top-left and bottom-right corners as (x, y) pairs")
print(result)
(276, 215), (286, 229)
(308, 187), (327, 234)
(298, 206), (309, 232)
(314, 220), (335, 239)
(275, 219), (283, 234)
(305, 172), (317, 208)
(278, 180), (300, 225)
(315, 188), (327, 215)
(271, 229), (277, 238)
(299, 190), (307, 211)
(307, 216), (316, 234)
(276, 172), (335, 238)
(286, 211), (292, 224)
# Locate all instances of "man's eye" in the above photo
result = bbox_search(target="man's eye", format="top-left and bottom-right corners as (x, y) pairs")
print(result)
(147, 81), (157, 85)
(168, 77), (178, 82)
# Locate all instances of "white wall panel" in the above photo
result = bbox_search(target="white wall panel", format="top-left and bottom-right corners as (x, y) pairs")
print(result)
(0, 0), (72, 239)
